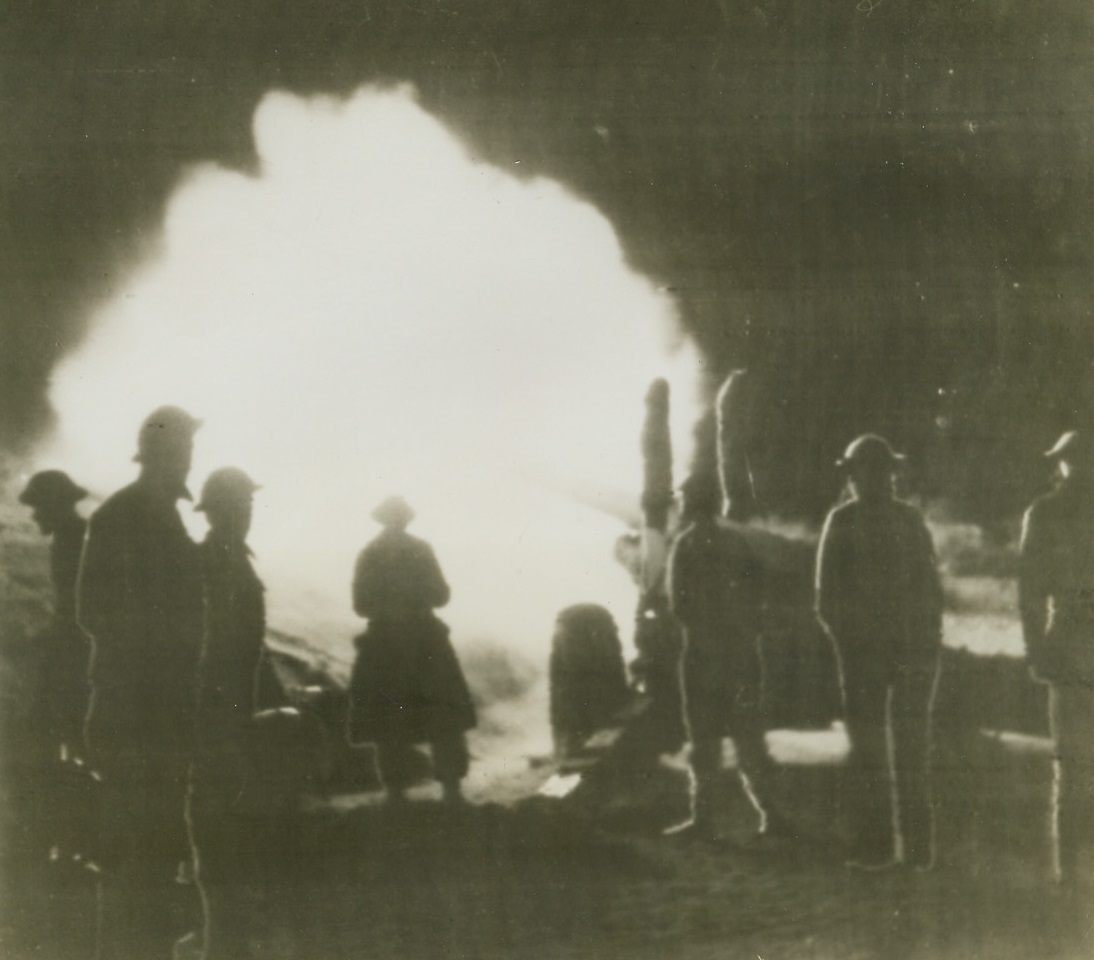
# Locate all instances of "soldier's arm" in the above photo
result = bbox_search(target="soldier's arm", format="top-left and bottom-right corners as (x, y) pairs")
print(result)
(76, 510), (133, 639)
(665, 535), (690, 623)
(421, 544), (451, 610)
(814, 509), (845, 637)
(1018, 504), (1050, 670)
(351, 548), (376, 618)
(203, 557), (235, 646)
(912, 512), (944, 639)
(736, 536), (764, 641)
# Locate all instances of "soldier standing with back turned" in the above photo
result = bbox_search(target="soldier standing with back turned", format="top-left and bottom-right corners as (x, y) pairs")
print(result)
(1019, 430), (1094, 886)
(77, 405), (204, 960)
(348, 496), (476, 804)
(664, 471), (786, 841)
(815, 434), (943, 871)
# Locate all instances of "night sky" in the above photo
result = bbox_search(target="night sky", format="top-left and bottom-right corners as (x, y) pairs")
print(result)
(4, 0), (1093, 522)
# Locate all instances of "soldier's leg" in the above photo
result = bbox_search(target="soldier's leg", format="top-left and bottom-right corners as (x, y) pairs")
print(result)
(841, 667), (895, 864)
(91, 755), (192, 959)
(669, 666), (723, 834)
(94, 769), (178, 960)
(727, 677), (783, 833)
(188, 773), (250, 960)
(86, 694), (159, 960)
(374, 740), (418, 799)
(890, 662), (939, 868)
(1049, 684), (1094, 883)
(431, 733), (471, 800)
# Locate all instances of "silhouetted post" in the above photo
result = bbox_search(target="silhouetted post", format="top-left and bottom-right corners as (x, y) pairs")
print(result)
(631, 379), (687, 754)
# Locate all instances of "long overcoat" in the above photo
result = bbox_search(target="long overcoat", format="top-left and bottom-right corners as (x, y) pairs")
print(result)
(348, 529), (476, 744)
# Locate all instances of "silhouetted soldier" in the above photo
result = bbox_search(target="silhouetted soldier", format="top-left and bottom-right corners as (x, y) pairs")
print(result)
(19, 470), (91, 760)
(665, 472), (785, 840)
(2, 475), (94, 956)
(347, 496), (476, 803)
(815, 435), (943, 870)
(77, 405), (204, 959)
(1019, 430), (1094, 885)
(188, 467), (265, 959)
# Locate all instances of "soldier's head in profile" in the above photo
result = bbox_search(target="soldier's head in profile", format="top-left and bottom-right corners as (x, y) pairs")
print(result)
(1044, 430), (1092, 481)
(196, 467), (259, 541)
(133, 405), (202, 491)
(677, 471), (720, 522)
(18, 469), (88, 535)
(837, 434), (904, 502)
(371, 495), (415, 532)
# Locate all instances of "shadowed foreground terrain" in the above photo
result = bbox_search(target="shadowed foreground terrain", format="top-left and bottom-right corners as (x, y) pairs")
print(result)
(1, 480), (1092, 960)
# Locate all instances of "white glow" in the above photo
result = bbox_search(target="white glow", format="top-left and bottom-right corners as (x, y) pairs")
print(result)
(43, 85), (700, 672)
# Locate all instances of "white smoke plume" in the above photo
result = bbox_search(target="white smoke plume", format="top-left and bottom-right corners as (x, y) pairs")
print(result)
(39, 85), (701, 675)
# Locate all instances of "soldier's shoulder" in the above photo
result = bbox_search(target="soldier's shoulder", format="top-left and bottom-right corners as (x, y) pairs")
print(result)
(1024, 487), (1071, 527)
(401, 531), (436, 555)
(892, 498), (930, 525)
(822, 499), (857, 528)
(671, 520), (706, 549)
(89, 482), (141, 526)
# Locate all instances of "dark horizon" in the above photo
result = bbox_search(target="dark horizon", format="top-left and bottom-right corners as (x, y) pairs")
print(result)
(4, 1), (1091, 524)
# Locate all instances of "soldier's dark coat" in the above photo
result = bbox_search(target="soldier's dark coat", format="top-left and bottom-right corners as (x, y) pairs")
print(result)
(77, 479), (203, 959)
(187, 530), (269, 960)
(816, 498), (942, 669)
(79, 481), (204, 720)
(196, 531), (265, 727)
(348, 528), (475, 746)
(42, 511), (91, 752)
(815, 495), (943, 866)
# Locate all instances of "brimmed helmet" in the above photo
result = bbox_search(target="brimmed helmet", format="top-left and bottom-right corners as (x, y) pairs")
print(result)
(195, 467), (260, 513)
(836, 434), (905, 471)
(1044, 430), (1089, 464)
(19, 470), (88, 508)
(372, 495), (415, 528)
(133, 405), (202, 463)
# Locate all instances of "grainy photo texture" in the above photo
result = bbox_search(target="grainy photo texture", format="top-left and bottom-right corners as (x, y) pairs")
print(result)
(1, 3), (1092, 959)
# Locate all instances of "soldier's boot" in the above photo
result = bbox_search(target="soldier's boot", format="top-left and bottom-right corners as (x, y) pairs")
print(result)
(664, 765), (718, 841)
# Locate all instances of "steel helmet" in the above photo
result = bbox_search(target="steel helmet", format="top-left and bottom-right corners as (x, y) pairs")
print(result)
(19, 470), (88, 507)
(195, 467), (260, 513)
(371, 495), (415, 528)
(133, 405), (202, 463)
(836, 434), (905, 470)
(1044, 430), (1089, 464)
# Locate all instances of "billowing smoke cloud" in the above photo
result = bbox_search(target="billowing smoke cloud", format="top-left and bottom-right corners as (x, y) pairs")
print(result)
(38, 85), (700, 669)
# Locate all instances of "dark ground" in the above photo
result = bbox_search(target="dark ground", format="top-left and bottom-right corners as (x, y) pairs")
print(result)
(2, 487), (1092, 960)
